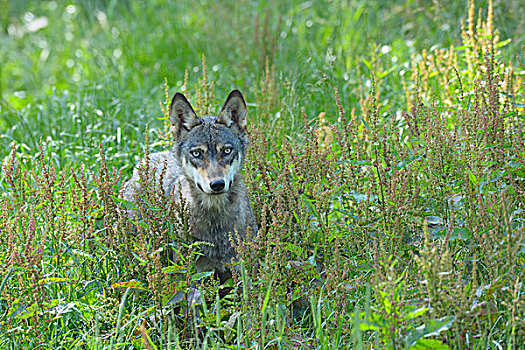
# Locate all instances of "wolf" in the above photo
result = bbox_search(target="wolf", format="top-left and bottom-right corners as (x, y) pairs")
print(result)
(120, 90), (257, 282)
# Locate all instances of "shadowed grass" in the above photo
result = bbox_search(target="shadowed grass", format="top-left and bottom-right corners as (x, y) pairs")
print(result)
(0, 0), (524, 349)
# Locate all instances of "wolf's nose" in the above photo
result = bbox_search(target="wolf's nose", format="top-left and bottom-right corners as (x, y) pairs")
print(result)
(210, 179), (225, 192)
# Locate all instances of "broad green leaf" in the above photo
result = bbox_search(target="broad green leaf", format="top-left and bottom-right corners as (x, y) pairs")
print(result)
(261, 279), (274, 315)
(402, 307), (429, 321)
(8, 299), (26, 319)
(163, 281), (188, 305)
(286, 242), (303, 255)
(495, 38), (511, 48)
(383, 297), (392, 314)
(410, 339), (450, 349)
(14, 303), (38, 320)
(468, 169), (478, 186)
(359, 311), (386, 331)
(363, 58), (372, 70)
(406, 316), (455, 346)
(49, 301), (77, 317)
(191, 271), (214, 282)
(162, 265), (187, 274)
(359, 116), (372, 130)
(449, 227), (471, 241)
(165, 286), (200, 306)
(39, 277), (75, 285)
(71, 249), (96, 261)
(359, 321), (383, 332)
(111, 279), (148, 292)
(110, 195), (138, 210)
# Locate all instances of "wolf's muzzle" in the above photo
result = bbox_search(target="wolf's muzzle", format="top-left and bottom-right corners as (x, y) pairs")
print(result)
(210, 179), (226, 193)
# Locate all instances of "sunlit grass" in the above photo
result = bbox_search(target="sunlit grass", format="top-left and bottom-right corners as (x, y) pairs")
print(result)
(0, 0), (524, 349)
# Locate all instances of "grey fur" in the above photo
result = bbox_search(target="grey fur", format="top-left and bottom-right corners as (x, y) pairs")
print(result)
(120, 90), (257, 278)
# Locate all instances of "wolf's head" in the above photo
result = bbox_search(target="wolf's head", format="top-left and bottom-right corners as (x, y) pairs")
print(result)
(169, 90), (249, 198)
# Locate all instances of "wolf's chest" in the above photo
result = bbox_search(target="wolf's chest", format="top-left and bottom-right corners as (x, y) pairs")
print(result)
(189, 205), (241, 240)
(189, 206), (241, 262)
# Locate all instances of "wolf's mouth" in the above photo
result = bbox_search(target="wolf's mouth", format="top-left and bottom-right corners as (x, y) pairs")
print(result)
(196, 180), (233, 195)
(196, 183), (226, 195)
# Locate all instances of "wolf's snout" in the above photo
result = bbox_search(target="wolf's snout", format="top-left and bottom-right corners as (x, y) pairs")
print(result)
(210, 179), (226, 192)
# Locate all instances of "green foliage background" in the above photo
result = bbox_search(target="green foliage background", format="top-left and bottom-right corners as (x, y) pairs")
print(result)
(0, 0), (524, 349)
(1, 0), (523, 164)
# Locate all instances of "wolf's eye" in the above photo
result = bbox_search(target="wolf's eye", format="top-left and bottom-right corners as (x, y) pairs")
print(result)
(191, 150), (202, 158)
(223, 147), (233, 155)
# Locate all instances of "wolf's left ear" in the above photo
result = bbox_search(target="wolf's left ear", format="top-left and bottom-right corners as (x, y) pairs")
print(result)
(217, 90), (247, 134)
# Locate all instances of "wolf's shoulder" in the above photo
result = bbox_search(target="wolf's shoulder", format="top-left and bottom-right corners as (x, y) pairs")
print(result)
(120, 150), (184, 201)
(146, 150), (179, 169)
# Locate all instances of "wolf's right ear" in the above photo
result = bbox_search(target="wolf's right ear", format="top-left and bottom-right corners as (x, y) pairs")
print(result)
(169, 93), (201, 139)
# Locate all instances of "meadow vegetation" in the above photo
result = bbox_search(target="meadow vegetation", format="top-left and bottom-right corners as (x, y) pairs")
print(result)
(0, 0), (524, 348)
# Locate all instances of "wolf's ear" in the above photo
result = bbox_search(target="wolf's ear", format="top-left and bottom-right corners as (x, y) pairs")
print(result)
(169, 93), (201, 139)
(217, 90), (247, 134)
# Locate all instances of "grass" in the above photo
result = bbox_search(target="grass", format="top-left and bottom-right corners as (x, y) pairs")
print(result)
(1, 0), (524, 349)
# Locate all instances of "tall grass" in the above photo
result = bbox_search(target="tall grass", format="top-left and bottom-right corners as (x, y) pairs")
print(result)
(1, 0), (524, 349)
